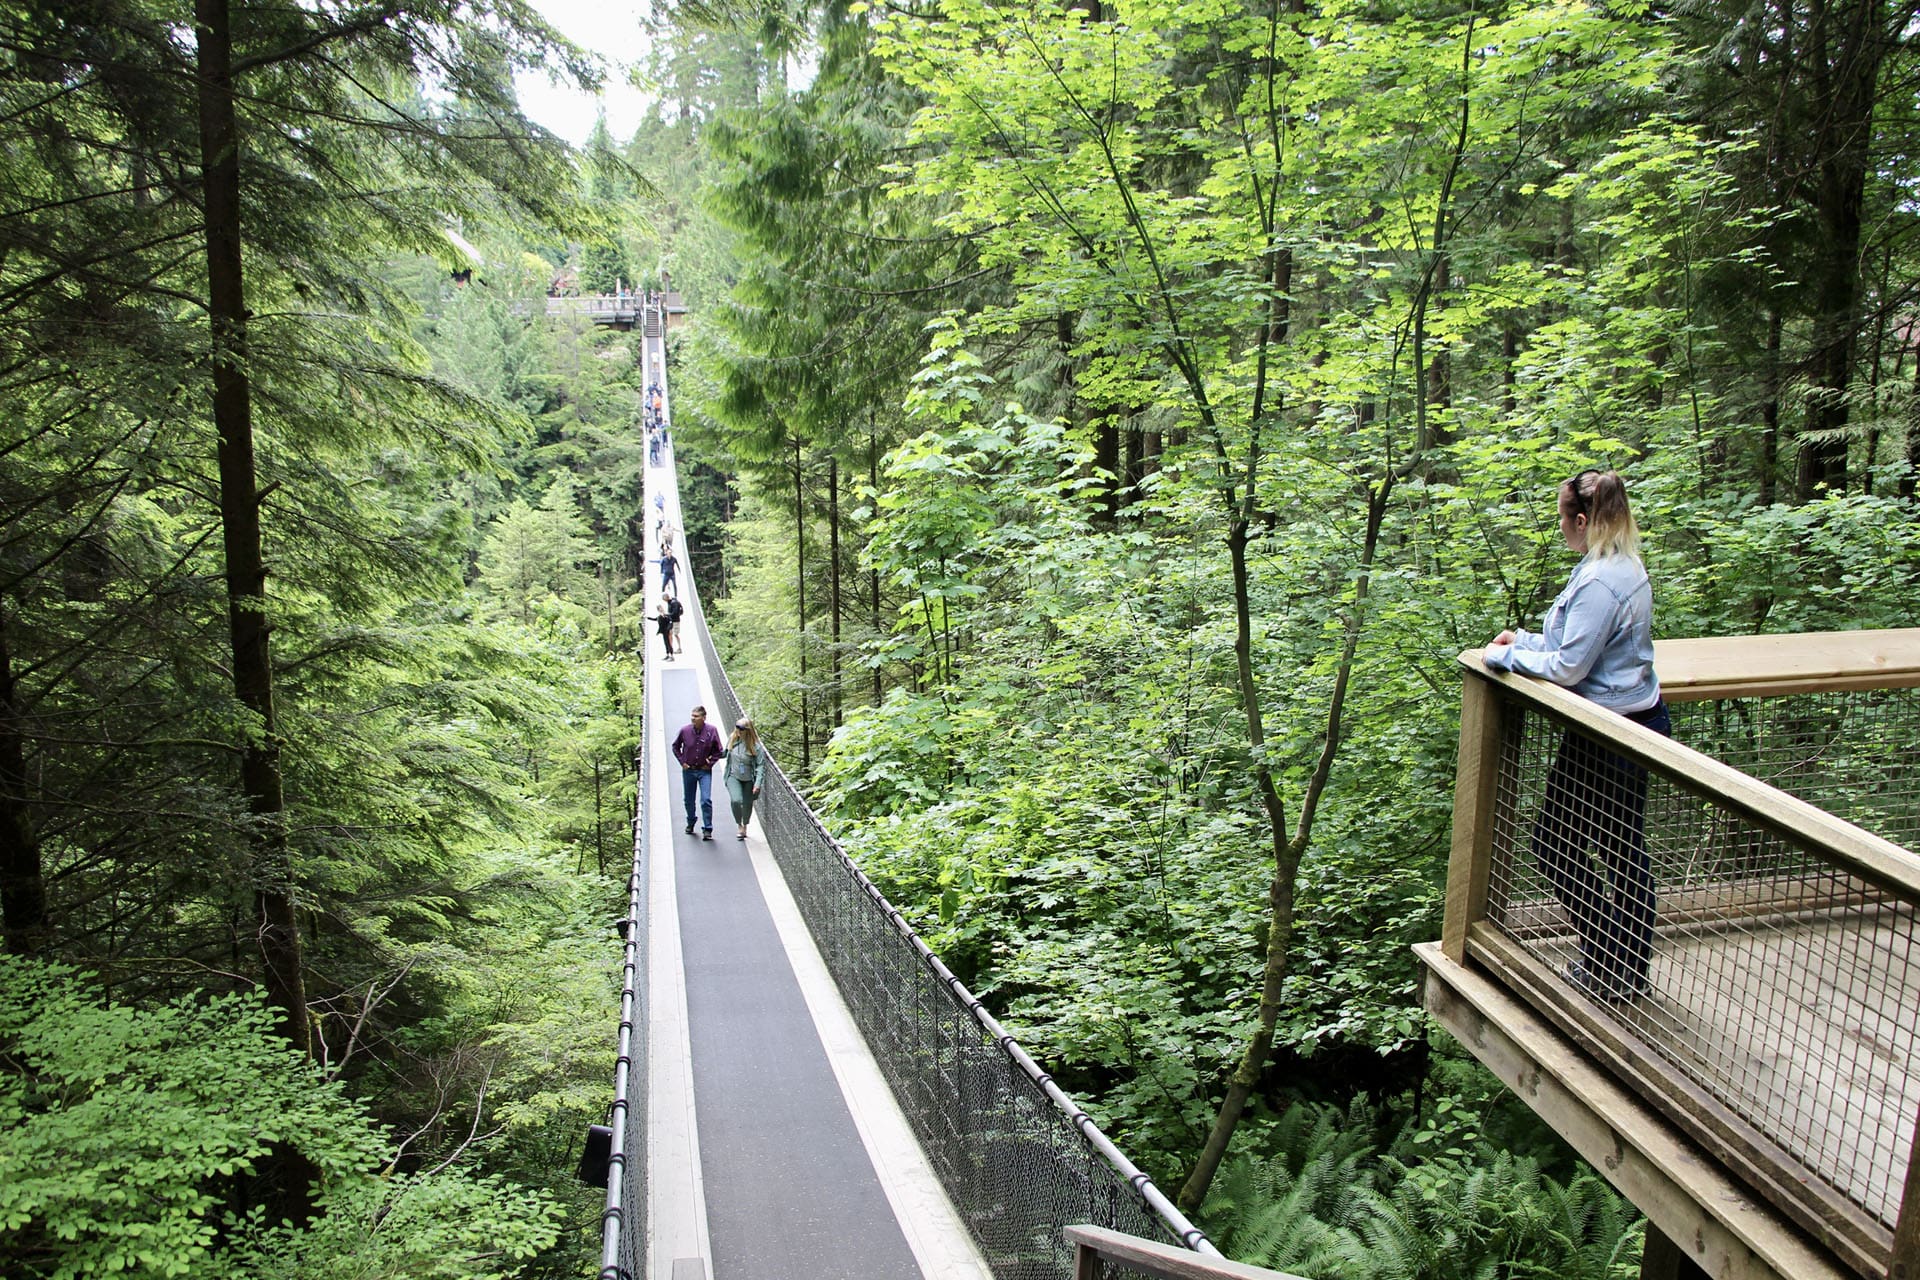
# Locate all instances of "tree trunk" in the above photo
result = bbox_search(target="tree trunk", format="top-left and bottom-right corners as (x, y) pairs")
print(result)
(1094, 420), (1120, 524)
(1762, 305), (1782, 507)
(829, 455), (843, 731)
(1862, 245), (1892, 494)
(1502, 323), (1518, 416)
(0, 606), (48, 955)
(794, 435), (809, 772)
(1794, 0), (1883, 501)
(1421, 252), (1452, 450)
(1177, 515), (1298, 1213)
(196, 0), (309, 1055)
(1122, 425), (1143, 505)
(1903, 345), (1920, 504)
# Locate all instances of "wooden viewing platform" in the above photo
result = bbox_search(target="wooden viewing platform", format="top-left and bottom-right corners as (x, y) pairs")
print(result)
(544, 291), (686, 331)
(1418, 629), (1920, 1280)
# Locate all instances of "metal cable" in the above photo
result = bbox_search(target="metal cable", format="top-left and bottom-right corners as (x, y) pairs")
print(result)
(597, 311), (662, 1280)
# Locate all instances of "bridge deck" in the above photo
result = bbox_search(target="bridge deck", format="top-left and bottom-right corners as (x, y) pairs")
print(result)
(638, 325), (989, 1280)
(1483, 907), (1918, 1227)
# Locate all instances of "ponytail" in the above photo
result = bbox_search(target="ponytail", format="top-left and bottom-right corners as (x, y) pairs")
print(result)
(1566, 469), (1641, 560)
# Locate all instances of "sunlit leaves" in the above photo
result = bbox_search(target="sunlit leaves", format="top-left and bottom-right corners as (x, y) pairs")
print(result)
(0, 955), (561, 1280)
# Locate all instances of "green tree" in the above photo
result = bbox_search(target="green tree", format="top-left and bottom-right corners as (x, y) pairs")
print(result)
(0, 953), (561, 1280)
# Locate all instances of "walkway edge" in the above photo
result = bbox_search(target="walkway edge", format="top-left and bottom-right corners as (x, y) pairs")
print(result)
(743, 833), (996, 1280)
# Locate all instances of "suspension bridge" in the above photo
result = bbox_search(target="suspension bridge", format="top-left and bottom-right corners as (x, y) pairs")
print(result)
(594, 308), (1259, 1280)
(591, 302), (1920, 1280)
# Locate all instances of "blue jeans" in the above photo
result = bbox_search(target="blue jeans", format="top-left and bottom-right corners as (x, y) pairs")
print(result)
(681, 766), (712, 831)
(1534, 700), (1670, 989)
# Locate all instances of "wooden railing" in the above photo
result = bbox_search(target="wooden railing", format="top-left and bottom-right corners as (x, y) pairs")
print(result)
(1064, 1226), (1307, 1280)
(545, 294), (645, 324)
(1437, 629), (1920, 1279)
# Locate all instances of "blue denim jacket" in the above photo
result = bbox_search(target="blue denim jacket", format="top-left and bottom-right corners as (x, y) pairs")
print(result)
(1484, 552), (1660, 712)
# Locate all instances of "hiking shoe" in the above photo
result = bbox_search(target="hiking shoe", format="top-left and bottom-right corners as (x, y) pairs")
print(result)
(701, 829), (714, 842)
(1562, 960), (1646, 1004)
(685, 822), (695, 834)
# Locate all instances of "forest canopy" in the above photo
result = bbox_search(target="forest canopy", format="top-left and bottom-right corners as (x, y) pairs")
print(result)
(3, 0), (1918, 1275)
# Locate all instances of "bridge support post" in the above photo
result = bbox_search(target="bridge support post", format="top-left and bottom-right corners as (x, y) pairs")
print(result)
(1441, 672), (1502, 964)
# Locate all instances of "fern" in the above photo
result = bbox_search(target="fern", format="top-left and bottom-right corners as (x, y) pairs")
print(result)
(1201, 1099), (1378, 1276)
(1201, 1098), (1644, 1280)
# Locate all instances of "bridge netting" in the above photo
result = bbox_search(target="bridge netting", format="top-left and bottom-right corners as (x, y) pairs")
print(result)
(683, 574), (1212, 1278)
(600, 310), (1212, 1278)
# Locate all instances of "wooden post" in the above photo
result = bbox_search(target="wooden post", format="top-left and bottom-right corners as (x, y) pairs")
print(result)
(1892, 1106), (1920, 1280)
(1441, 669), (1503, 964)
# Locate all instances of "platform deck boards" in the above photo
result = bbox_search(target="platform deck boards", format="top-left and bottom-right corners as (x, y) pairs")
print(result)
(1516, 908), (1919, 1228)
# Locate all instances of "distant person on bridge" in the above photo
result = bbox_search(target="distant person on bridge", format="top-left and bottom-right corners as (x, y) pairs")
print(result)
(658, 548), (678, 597)
(722, 717), (768, 841)
(1483, 469), (1668, 1003)
(654, 598), (677, 661)
(666, 595), (683, 653)
(672, 706), (723, 841)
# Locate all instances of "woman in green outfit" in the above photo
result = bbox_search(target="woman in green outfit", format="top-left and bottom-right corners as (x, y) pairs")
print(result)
(722, 717), (768, 841)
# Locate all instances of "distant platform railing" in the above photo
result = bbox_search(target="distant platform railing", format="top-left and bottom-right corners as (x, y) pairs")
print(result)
(546, 295), (644, 325)
(677, 555), (1217, 1278)
(1439, 630), (1920, 1278)
(543, 293), (687, 329)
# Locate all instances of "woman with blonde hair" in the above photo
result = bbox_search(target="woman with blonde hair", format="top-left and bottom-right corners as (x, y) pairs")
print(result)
(1484, 469), (1669, 1002)
(722, 717), (768, 841)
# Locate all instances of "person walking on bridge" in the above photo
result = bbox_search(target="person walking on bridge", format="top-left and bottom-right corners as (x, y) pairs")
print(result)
(658, 547), (679, 597)
(722, 717), (768, 841)
(653, 598), (677, 661)
(672, 706), (722, 841)
(1483, 468), (1668, 1003)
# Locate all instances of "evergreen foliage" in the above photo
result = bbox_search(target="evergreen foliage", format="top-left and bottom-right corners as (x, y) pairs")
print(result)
(4, 0), (1919, 1268)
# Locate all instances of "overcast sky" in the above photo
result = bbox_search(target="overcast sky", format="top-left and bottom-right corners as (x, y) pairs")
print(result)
(516, 0), (654, 147)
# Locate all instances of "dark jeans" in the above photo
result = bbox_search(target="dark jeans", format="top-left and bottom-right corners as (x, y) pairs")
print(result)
(1534, 700), (1670, 989)
(681, 766), (712, 831)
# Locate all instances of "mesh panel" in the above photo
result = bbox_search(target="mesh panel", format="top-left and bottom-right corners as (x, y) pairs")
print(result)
(1669, 690), (1920, 851)
(685, 576), (1207, 1278)
(1482, 696), (1919, 1233)
(598, 695), (649, 1280)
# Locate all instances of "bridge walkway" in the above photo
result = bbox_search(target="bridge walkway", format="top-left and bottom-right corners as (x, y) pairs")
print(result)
(634, 321), (992, 1280)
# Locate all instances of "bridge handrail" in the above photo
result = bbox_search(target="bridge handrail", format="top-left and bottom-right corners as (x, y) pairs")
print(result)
(677, 537), (1218, 1273)
(595, 669), (649, 1280)
(1649, 627), (1920, 701)
(1441, 634), (1920, 1277)
(1448, 650), (1920, 923)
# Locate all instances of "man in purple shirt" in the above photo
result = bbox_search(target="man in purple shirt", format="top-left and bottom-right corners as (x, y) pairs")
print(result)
(671, 706), (723, 840)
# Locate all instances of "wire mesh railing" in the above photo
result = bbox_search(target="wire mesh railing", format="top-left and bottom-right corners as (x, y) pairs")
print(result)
(676, 534), (1216, 1279)
(1667, 690), (1920, 852)
(595, 717), (649, 1280)
(1465, 667), (1919, 1275)
(595, 358), (662, 1280)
